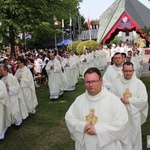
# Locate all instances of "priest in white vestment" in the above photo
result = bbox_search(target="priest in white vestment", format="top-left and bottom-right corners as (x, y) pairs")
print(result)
(15, 57), (38, 115)
(103, 52), (124, 90)
(65, 67), (132, 150)
(92, 49), (99, 68)
(34, 55), (43, 74)
(129, 50), (140, 77)
(70, 50), (79, 83)
(102, 45), (110, 65)
(110, 44), (117, 57)
(0, 80), (11, 140)
(61, 52), (76, 91)
(1, 66), (28, 123)
(111, 61), (148, 150)
(79, 49), (93, 77)
(45, 52), (64, 100)
(97, 48), (107, 70)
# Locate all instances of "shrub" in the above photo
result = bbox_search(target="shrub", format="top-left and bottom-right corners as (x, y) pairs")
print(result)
(76, 40), (100, 55)
(67, 41), (81, 54)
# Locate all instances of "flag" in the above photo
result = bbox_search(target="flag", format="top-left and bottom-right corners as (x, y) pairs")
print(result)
(62, 19), (64, 28)
(69, 17), (72, 27)
(18, 33), (23, 39)
(54, 16), (59, 25)
(88, 18), (91, 30)
(25, 33), (32, 39)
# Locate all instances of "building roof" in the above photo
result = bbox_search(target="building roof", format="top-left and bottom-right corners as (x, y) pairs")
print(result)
(97, 0), (150, 43)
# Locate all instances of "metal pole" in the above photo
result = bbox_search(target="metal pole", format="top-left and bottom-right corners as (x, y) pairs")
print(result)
(62, 27), (64, 44)
(69, 12), (72, 49)
(55, 33), (57, 49)
(89, 30), (91, 40)
(62, 19), (64, 44)
(70, 23), (72, 49)
(78, 14), (80, 35)
(24, 32), (27, 50)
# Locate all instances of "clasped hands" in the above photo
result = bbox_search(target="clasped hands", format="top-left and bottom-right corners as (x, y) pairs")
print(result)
(83, 58), (87, 62)
(6, 84), (9, 91)
(65, 62), (70, 67)
(17, 76), (22, 83)
(51, 64), (54, 69)
(84, 123), (96, 135)
(120, 97), (129, 104)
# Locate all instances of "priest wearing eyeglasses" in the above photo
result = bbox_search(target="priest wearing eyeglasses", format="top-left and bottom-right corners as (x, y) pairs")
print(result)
(65, 67), (132, 150)
(111, 61), (148, 150)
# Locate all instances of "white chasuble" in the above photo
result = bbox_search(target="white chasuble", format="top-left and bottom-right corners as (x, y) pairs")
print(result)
(2, 73), (28, 120)
(103, 64), (123, 90)
(111, 74), (148, 150)
(15, 66), (38, 114)
(0, 80), (11, 139)
(45, 58), (64, 99)
(65, 87), (131, 150)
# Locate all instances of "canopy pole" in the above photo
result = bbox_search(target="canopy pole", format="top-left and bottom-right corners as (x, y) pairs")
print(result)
(54, 33), (57, 49)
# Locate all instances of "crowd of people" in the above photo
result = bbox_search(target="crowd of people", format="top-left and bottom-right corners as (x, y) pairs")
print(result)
(0, 56), (38, 141)
(65, 44), (148, 150)
(0, 43), (149, 150)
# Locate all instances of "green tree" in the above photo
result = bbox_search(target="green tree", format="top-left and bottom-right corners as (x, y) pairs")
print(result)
(110, 36), (122, 45)
(0, 0), (82, 56)
(142, 26), (150, 41)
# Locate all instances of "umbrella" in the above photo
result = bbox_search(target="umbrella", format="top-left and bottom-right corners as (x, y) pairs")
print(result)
(57, 39), (72, 46)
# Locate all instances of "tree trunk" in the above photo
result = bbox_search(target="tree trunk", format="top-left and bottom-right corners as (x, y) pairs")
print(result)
(9, 25), (16, 57)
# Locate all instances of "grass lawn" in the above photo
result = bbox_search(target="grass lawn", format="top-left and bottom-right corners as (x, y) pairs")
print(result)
(0, 76), (149, 150)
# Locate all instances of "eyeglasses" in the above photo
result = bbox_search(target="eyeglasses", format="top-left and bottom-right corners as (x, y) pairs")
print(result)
(123, 70), (134, 73)
(84, 79), (100, 85)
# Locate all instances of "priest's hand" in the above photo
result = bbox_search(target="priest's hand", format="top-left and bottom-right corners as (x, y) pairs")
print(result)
(66, 62), (70, 67)
(51, 64), (54, 69)
(83, 58), (87, 62)
(6, 85), (9, 91)
(120, 97), (129, 104)
(84, 123), (96, 135)
(17, 76), (22, 83)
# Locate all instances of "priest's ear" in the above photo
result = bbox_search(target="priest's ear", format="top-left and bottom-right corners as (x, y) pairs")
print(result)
(99, 78), (103, 85)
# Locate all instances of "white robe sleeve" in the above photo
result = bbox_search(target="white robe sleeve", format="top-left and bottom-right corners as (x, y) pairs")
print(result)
(7, 76), (20, 96)
(103, 66), (112, 90)
(0, 82), (7, 103)
(19, 71), (32, 88)
(65, 101), (86, 145)
(127, 82), (148, 124)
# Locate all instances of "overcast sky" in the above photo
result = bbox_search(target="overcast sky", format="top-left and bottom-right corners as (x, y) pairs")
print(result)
(79, 0), (150, 21)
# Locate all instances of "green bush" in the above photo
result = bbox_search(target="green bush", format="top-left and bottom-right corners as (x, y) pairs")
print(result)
(67, 41), (81, 54)
(76, 40), (100, 55)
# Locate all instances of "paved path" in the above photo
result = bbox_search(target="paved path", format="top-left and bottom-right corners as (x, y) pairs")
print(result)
(141, 55), (150, 77)
(141, 62), (149, 77)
